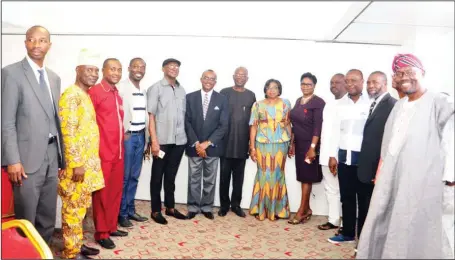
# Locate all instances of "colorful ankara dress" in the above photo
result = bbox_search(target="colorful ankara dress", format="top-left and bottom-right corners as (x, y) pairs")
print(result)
(249, 98), (291, 221)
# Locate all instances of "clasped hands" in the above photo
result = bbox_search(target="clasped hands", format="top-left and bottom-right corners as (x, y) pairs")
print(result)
(196, 141), (211, 158)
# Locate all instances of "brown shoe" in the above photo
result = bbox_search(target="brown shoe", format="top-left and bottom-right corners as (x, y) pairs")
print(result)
(317, 222), (339, 230)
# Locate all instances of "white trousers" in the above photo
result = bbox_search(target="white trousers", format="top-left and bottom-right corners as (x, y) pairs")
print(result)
(442, 185), (454, 259)
(321, 165), (342, 226)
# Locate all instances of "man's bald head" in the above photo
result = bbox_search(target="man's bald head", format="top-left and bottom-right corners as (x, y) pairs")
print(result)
(233, 66), (249, 88)
(26, 25), (50, 41)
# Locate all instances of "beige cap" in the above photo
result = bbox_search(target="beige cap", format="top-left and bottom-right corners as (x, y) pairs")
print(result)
(77, 48), (101, 68)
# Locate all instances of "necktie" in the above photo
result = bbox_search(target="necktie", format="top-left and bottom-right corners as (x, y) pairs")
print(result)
(368, 100), (377, 117)
(38, 69), (55, 114)
(203, 93), (209, 120)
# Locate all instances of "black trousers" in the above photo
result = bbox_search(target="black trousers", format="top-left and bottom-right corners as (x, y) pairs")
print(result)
(219, 157), (247, 210)
(150, 144), (185, 213)
(338, 163), (374, 238)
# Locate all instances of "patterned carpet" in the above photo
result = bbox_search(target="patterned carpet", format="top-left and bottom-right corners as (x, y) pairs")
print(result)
(50, 200), (356, 259)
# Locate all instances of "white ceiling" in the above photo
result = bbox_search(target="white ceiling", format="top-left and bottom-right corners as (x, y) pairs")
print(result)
(1, 1), (454, 46)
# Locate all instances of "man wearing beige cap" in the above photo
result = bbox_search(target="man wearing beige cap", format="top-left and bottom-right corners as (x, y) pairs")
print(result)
(58, 49), (105, 259)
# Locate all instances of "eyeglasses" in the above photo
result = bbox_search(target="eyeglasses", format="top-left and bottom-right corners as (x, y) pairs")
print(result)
(394, 69), (416, 78)
(167, 64), (180, 69)
(202, 76), (216, 82)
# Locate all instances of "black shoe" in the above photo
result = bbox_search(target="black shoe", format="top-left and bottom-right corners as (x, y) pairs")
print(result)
(118, 217), (133, 228)
(232, 207), (246, 218)
(165, 208), (187, 220)
(81, 244), (100, 256)
(110, 230), (128, 237)
(218, 209), (228, 217)
(96, 238), (115, 249)
(151, 212), (168, 225)
(74, 253), (92, 259)
(129, 213), (148, 222)
(186, 212), (198, 219)
(202, 211), (214, 220)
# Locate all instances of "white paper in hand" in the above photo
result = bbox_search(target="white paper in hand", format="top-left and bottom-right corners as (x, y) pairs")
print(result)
(158, 150), (166, 159)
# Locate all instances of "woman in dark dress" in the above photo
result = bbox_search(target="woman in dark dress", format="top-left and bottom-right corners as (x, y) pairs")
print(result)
(288, 72), (325, 224)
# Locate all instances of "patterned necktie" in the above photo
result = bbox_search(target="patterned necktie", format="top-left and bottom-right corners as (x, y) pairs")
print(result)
(368, 100), (377, 117)
(203, 92), (209, 120)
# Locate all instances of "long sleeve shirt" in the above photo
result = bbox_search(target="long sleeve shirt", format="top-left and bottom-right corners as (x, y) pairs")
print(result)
(88, 79), (125, 162)
(58, 85), (104, 196)
(328, 93), (371, 166)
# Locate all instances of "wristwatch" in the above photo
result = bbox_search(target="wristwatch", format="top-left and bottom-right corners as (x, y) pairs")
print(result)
(310, 143), (316, 148)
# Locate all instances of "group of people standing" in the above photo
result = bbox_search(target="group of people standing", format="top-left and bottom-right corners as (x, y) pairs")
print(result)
(2, 25), (453, 260)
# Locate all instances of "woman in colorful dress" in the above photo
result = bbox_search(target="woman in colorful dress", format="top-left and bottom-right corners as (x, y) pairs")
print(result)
(288, 72), (325, 224)
(249, 79), (292, 221)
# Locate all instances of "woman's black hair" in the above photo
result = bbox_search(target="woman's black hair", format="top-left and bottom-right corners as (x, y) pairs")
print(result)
(300, 72), (317, 85)
(263, 78), (282, 98)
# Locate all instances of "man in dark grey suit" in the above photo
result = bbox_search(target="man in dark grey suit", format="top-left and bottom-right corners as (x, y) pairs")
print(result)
(185, 70), (229, 220)
(1, 25), (65, 243)
(356, 71), (397, 242)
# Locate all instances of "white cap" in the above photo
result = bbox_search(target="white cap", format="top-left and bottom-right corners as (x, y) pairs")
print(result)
(76, 48), (101, 68)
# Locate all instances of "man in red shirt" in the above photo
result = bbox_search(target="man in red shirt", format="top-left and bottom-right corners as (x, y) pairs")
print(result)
(88, 58), (128, 249)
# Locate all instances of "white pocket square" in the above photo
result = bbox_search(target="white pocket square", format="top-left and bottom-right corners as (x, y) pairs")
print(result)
(214, 106), (220, 110)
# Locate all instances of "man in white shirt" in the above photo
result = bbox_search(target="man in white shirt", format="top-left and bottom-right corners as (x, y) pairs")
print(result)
(317, 73), (347, 232)
(2, 25), (65, 244)
(117, 58), (149, 227)
(327, 69), (371, 244)
(357, 53), (454, 259)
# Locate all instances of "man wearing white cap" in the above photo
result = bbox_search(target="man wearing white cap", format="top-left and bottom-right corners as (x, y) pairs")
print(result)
(58, 49), (105, 259)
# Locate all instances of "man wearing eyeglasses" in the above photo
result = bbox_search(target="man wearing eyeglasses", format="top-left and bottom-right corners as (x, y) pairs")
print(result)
(185, 70), (229, 220)
(147, 58), (188, 225)
(218, 67), (256, 218)
(357, 54), (454, 259)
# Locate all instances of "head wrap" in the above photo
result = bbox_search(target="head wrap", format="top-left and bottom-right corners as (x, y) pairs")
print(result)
(77, 48), (101, 68)
(392, 53), (425, 74)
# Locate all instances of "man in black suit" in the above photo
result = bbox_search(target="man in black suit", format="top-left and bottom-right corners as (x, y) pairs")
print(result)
(185, 70), (229, 220)
(357, 71), (397, 239)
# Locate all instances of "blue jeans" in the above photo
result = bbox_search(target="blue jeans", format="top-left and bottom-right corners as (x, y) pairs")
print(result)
(119, 131), (145, 218)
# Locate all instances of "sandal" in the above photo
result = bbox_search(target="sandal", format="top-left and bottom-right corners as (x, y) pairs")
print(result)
(317, 222), (339, 230)
(302, 210), (312, 223)
(288, 217), (304, 225)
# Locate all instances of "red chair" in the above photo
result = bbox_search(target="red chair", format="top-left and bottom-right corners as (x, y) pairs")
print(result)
(2, 219), (54, 259)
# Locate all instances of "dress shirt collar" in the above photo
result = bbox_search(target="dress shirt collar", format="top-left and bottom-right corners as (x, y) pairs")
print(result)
(201, 89), (214, 100)
(26, 54), (45, 71)
(372, 91), (388, 104)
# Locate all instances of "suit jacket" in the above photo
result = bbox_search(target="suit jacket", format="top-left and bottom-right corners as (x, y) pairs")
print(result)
(357, 93), (396, 183)
(1, 58), (65, 173)
(185, 90), (229, 157)
(118, 79), (149, 150)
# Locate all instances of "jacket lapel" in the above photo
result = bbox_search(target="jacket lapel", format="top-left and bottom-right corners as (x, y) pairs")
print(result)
(22, 59), (53, 119)
(204, 92), (217, 122)
(47, 69), (59, 109)
(366, 93), (391, 126)
(196, 90), (204, 121)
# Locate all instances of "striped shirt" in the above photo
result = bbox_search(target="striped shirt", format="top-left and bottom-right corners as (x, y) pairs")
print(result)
(328, 93), (371, 166)
(129, 87), (147, 131)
